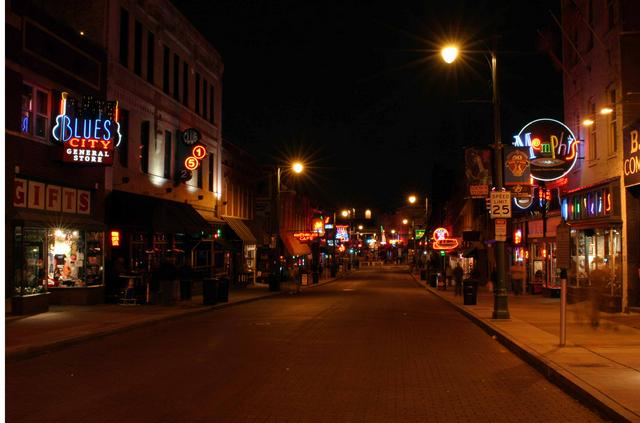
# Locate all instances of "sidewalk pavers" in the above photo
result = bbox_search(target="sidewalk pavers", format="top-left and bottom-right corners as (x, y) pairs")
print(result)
(412, 274), (640, 422)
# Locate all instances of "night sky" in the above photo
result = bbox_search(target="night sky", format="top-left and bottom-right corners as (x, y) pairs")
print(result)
(174, 0), (563, 212)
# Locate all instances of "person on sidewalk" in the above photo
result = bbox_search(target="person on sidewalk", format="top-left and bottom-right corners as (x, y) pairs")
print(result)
(510, 262), (525, 295)
(453, 263), (464, 296)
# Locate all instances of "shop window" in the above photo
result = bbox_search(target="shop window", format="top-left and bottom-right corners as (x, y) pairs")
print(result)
(147, 31), (155, 84)
(14, 227), (47, 296)
(46, 229), (104, 288)
(21, 84), (49, 139)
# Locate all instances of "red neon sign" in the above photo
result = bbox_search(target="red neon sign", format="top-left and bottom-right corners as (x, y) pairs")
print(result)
(192, 145), (207, 160)
(184, 156), (199, 170)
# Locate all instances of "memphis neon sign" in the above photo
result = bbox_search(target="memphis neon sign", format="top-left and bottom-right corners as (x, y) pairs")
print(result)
(432, 227), (458, 250)
(513, 118), (579, 182)
(52, 92), (121, 165)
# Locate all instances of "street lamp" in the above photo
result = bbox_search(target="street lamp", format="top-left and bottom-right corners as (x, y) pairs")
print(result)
(408, 195), (417, 204)
(275, 161), (305, 276)
(441, 44), (509, 319)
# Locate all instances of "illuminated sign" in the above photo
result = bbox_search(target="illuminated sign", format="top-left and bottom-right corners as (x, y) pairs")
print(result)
(183, 145), (208, 171)
(514, 228), (522, 245)
(293, 232), (319, 241)
(432, 227), (459, 250)
(335, 225), (349, 241)
(513, 118), (580, 181)
(192, 145), (207, 160)
(623, 121), (640, 188)
(111, 230), (121, 247)
(52, 93), (120, 165)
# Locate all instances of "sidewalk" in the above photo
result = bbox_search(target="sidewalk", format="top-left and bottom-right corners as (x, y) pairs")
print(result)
(413, 274), (640, 422)
(5, 275), (340, 362)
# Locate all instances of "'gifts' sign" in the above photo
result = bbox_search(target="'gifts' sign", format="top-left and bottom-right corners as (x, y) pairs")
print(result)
(52, 92), (121, 165)
(13, 178), (91, 215)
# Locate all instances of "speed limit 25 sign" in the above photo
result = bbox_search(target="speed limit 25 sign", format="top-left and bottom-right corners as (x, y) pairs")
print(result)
(490, 191), (512, 218)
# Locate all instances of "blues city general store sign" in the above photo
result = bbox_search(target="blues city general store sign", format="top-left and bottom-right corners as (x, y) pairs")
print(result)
(513, 118), (580, 182)
(52, 93), (121, 165)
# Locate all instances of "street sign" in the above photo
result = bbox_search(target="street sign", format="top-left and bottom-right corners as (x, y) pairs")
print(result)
(490, 191), (512, 218)
(495, 218), (507, 241)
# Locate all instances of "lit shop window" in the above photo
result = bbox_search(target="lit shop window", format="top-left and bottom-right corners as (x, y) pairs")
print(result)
(21, 84), (49, 138)
(47, 229), (104, 287)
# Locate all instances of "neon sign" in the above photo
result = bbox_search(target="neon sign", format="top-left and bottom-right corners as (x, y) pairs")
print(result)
(432, 227), (459, 250)
(52, 93), (121, 165)
(513, 118), (580, 181)
(183, 144), (208, 171)
(293, 232), (319, 241)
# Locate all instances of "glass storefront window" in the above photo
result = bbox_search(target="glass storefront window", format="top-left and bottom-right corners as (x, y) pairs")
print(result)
(47, 229), (104, 288)
(569, 226), (621, 294)
(14, 227), (47, 296)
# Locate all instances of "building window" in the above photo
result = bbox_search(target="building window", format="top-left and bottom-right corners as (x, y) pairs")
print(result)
(119, 8), (129, 67)
(197, 160), (203, 188)
(202, 79), (208, 119)
(146, 31), (155, 84)
(589, 101), (597, 161)
(134, 20), (142, 76)
(608, 89), (617, 155)
(162, 45), (170, 94)
(195, 73), (201, 115)
(21, 84), (49, 138)
(586, 0), (594, 51)
(173, 54), (180, 102)
(118, 108), (129, 167)
(607, 0), (615, 30)
(208, 153), (214, 192)
(140, 121), (150, 173)
(164, 130), (172, 179)
(209, 85), (214, 123)
(182, 62), (189, 107)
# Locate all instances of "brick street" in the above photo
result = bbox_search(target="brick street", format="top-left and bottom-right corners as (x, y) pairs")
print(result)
(6, 268), (603, 422)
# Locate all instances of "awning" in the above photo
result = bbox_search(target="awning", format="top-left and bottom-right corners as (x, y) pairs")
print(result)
(245, 218), (270, 246)
(12, 209), (104, 231)
(223, 217), (257, 244)
(280, 230), (311, 256)
(194, 208), (225, 224)
(106, 190), (211, 235)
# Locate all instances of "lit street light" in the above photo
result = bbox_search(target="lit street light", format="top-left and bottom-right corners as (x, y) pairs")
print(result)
(408, 195), (416, 204)
(442, 43), (509, 319)
(275, 161), (305, 282)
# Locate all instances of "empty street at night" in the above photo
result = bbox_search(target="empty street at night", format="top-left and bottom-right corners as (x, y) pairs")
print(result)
(6, 268), (603, 422)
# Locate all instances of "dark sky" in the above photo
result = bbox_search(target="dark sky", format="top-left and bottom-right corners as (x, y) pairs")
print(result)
(174, 0), (563, 212)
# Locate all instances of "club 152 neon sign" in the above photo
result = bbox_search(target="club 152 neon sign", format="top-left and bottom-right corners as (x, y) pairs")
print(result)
(52, 92), (121, 165)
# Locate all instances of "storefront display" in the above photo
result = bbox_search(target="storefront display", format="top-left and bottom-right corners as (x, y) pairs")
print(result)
(46, 229), (104, 288)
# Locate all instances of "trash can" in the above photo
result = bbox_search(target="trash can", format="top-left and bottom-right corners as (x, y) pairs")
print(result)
(180, 279), (192, 301)
(268, 273), (280, 292)
(217, 277), (229, 302)
(463, 279), (478, 305)
(160, 279), (177, 305)
(420, 270), (427, 281)
(203, 278), (219, 305)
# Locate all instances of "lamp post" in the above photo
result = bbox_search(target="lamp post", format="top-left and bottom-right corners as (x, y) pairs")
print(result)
(441, 44), (509, 319)
(275, 161), (304, 278)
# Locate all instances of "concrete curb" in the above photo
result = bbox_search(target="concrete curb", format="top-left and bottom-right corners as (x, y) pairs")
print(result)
(414, 274), (637, 423)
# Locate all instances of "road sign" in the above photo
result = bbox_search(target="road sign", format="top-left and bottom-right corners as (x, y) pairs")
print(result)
(495, 218), (507, 241)
(490, 191), (512, 218)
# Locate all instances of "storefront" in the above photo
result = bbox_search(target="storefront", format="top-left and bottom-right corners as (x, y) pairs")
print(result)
(561, 179), (623, 310)
(222, 216), (258, 284)
(11, 178), (106, 312)
(106, 190), (212, 303)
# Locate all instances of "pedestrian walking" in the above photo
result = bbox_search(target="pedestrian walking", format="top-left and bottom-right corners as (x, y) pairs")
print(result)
(453, 263), (464, 296)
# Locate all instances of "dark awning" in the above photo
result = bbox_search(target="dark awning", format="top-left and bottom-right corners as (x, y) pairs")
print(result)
(223, 217), (257, 244)
(280, 230), (311, 256)
(12, 209), (104, 231)
(106, 190), (211, 235)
